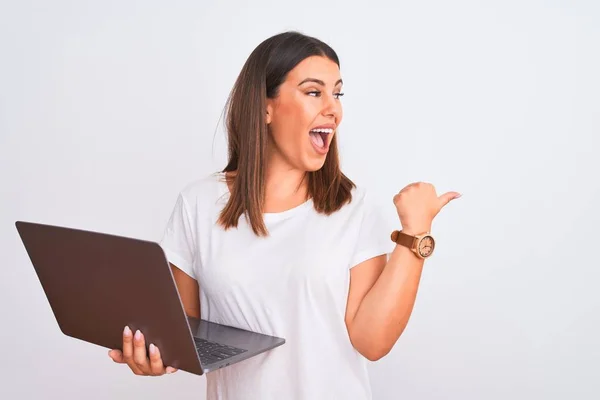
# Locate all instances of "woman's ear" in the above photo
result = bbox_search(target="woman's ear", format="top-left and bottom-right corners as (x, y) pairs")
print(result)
(265, 102), (273, 125)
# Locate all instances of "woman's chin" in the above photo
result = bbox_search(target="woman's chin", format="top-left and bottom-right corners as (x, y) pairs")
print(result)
(303, 158), (327, 172)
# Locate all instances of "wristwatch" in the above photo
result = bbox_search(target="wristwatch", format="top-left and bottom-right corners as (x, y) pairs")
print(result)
(390, 230), (435, 259)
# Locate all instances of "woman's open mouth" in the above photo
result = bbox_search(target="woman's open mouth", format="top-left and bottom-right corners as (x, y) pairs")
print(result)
(309, 128), (333, 154)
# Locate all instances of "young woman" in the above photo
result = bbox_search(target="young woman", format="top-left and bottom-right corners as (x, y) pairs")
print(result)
(108, 31), (460, 399)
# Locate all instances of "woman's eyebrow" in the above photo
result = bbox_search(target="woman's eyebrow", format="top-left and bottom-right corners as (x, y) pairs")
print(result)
(298, 78), (344, 87)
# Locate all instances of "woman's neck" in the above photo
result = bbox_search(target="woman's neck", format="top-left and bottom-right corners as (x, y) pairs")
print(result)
(263, 165), (308, 213)
(224, 164), (309, 214)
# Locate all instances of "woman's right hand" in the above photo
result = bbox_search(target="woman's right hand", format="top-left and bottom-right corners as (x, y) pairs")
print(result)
(108, 326), (178, 376)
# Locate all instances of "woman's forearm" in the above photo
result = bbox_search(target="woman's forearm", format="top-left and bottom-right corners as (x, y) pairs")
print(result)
(349, 242), (426, 360)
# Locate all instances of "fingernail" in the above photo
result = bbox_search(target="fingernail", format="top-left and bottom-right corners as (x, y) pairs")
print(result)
(149, 343), (156, 355)
(134, 330), (142, 340)
(455, 193), (462, 198)
(108, 350), (113, 358)
(123, 326), (131, 336)
(166, 366), (175, 374)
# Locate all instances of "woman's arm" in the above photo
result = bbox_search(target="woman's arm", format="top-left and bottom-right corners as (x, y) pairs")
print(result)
(170, 263), (200, 319)
(345, 182), (460, 361)
(345, 243), (424, 361)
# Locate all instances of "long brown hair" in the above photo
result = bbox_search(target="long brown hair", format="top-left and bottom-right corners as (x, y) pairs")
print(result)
(218, 31), (355, 236)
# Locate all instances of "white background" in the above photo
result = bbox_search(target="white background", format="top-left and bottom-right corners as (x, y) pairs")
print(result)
(1, 1), (598, 399)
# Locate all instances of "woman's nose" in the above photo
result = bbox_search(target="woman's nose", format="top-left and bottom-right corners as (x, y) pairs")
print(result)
(321, 94), (341, 120)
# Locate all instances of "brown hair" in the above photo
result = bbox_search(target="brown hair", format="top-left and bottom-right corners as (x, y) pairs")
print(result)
(218, 31), (355, 236)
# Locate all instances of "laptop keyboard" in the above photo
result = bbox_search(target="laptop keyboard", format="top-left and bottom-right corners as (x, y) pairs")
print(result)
(194, 338), (247, 366)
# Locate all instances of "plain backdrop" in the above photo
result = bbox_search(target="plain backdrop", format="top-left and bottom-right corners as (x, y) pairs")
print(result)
(1, 1), (598, 399)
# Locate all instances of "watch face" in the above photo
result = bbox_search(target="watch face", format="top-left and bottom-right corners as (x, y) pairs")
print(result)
(418, 235), (435, 258)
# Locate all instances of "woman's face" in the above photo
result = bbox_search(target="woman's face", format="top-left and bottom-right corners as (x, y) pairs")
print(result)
(266, 55), (343, 172)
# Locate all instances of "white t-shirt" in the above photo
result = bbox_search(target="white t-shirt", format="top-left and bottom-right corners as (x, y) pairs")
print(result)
(159, 172), (395, 400)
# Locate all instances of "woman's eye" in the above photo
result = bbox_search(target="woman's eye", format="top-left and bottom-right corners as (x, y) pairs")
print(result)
(307, 91), (344, 99)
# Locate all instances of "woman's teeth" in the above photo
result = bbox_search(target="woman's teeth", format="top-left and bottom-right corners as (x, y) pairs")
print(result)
(310, 128), (334, 134)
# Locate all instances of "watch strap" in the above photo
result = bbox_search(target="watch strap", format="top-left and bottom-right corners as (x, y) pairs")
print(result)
(390, 230), (416, 249)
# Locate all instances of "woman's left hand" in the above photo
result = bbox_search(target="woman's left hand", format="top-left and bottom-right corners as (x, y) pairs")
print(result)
(393, 182), (461, 234)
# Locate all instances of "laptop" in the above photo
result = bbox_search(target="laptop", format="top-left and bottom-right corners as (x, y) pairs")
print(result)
(15, 220), (285, 375)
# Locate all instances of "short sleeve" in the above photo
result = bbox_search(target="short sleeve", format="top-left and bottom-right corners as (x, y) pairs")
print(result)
(349, 193), (397, 269)
(159, 193), (198, 280)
